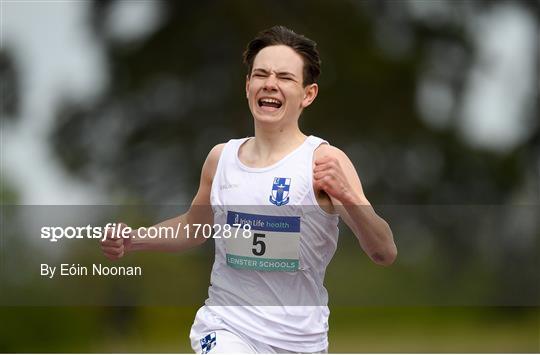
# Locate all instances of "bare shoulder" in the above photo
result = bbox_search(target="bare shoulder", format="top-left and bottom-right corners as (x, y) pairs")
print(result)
(207, 143), (226, 163)
(313, 143), (350, 162)
(201, 143), (226, 182)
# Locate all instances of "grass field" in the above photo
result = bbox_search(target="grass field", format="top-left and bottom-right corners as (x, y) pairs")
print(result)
(1, 306), (538, 352)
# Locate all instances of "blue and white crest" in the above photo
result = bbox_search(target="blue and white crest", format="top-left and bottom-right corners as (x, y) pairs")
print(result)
(200, 332), (216, 354)
(269, 177), (291, 206)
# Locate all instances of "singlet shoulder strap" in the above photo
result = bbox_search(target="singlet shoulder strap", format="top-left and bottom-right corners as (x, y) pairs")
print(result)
(304, 135), (329, 151)
(219, 137), (250, 163)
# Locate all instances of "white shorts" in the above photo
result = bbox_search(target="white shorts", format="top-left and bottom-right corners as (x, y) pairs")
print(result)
(189, 306), (328, 354)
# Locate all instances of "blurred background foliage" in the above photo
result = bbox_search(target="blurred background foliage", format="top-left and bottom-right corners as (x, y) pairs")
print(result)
(1, 0), (539, 352)
(50, 0), (539, 205)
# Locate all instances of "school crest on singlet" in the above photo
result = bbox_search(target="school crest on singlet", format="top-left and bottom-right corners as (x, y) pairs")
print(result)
(269, 177), (291, 206)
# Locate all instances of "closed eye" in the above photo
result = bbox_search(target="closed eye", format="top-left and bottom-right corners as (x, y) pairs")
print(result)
(279, 76), (296, 82)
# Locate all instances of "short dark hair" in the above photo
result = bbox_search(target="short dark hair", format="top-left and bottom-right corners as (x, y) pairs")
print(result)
(243, 25), (321, 87)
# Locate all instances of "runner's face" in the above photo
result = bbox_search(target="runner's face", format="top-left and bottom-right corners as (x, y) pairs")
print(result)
(246, 45), (317, 125)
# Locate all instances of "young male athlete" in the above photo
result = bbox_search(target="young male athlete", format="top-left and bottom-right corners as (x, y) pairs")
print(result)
(101, 26), (397, 353)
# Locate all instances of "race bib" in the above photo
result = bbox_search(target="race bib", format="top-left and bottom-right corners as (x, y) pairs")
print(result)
(224, 210), (301, 272)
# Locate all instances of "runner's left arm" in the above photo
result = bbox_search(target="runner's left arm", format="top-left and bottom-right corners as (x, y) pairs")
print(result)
(313, 145), (397, 266)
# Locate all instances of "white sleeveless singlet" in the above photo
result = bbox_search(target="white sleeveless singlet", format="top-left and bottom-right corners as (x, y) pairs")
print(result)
(204, 135), (339, 352)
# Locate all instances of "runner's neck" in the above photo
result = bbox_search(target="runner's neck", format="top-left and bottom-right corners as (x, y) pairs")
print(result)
(240, 127), (307, 168)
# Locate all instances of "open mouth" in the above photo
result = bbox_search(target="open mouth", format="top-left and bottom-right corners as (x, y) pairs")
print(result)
(258, 97), (283, 110)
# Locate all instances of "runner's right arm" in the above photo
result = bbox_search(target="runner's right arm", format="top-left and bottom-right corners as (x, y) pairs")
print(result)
(101, 144), (225, 260)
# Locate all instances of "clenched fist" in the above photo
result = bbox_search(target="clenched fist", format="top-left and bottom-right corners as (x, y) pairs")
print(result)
(100, 222), (132, 260)
(313, 155), (354, 204)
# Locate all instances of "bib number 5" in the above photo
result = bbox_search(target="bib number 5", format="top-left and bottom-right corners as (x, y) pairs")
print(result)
(224, 211), (301, 272)
(252, 233), (266, 256)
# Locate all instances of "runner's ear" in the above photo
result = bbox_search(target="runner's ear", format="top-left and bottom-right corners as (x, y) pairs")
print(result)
(301, 83), (318, 108)
(246, 75), (250, 99)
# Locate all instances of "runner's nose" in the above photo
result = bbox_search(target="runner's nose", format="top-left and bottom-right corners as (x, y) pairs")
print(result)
(263, 74), (278, 91)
